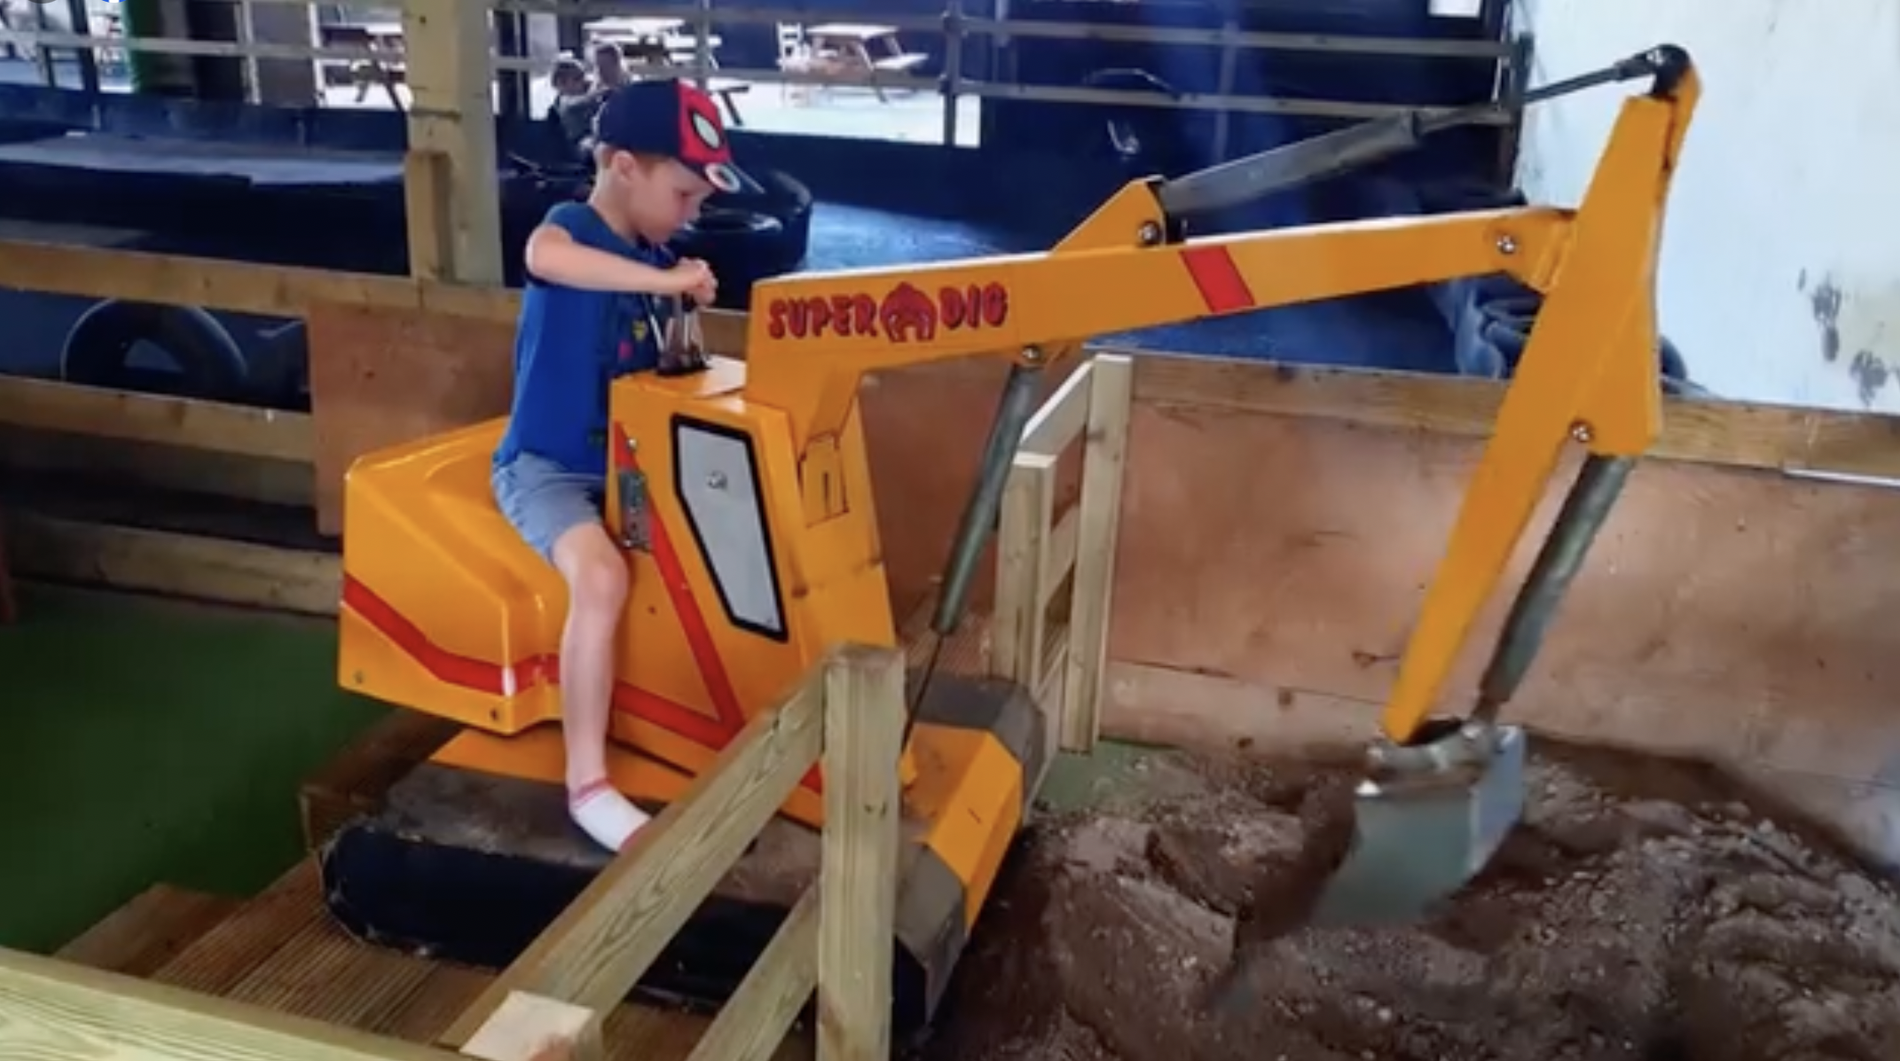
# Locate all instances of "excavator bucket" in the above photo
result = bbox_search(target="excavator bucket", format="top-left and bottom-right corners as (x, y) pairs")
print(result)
(1307, 723), (1528, 928)
(1206, 723), (1529, 1015)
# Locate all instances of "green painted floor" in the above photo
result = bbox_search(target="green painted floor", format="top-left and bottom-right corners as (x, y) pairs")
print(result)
(0, 584), (390, 954)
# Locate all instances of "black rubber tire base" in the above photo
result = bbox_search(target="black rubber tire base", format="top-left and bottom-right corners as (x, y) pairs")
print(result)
(317, 760), (932, 1034)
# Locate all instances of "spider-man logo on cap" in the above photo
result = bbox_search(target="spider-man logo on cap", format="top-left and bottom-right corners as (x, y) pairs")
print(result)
(592, 79), (762, 195)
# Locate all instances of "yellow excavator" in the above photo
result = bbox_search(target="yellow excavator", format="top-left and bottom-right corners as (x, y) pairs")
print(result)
(325, 44), (1697, 1032)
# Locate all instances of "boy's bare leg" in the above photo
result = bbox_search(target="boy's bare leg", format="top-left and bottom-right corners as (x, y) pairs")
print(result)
(550, 521), (651, 851)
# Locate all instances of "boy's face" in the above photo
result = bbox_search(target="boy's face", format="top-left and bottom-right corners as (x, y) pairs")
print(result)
(605, 152), (716, 243)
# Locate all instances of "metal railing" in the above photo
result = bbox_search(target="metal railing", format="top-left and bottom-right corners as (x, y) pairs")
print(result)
(0, 0), (1520, 154)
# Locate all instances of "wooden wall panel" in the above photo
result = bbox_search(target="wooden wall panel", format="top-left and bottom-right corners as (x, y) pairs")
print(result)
(305, 303), (516, 535)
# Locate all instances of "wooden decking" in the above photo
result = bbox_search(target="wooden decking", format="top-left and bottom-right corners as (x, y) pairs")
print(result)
(55, 702), (797, 1061)
(54, 866), (796, 1060)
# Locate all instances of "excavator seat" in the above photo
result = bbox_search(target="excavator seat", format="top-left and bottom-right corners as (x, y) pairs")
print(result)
(337, 418), (567, 738)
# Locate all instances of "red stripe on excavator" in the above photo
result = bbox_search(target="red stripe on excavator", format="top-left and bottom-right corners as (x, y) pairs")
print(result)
(341, 576), (727, 749)
(612, 423), (825, 794)
(342, 576), (825, 794)
(616, 425), (747, 733)
(1180, 245), (1257, 313)
(342, 422), (822, 795)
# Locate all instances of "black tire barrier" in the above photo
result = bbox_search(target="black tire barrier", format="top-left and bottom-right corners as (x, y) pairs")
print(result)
(60, 298), (251, 404)
(674, 168), (814, 311)
(249, 319), (311, 411)
(495, 155), (814, 308)
(673, 208), (789, 312)
(733, 167), (814, 266)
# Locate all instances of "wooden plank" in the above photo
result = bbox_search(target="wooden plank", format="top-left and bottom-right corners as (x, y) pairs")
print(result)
(0, 240), (493, 321)
(1060, 353), (1131, 752)
(152, 863), (326, 995)
(401, 0), (503, 287)
(56, 885), (244, 979)
(991, 453), (1054, 686)
(1042, 504), (1079, 609)
(438, 669), (827, 1049)
(403, 150), (457, 283)
(461, 991), (603, 1061)
(1125, 353), (1900, 480)
(815, 646), (904, 1061)
(683, 886), (818, 1061)
(223, 917), (436, 1033)
(0, 242), (750, 345)
(304, 301), (516, 535)
(1019, 358), (1093, 458)
(299, 711), (461, 849)
(0, 423), (315, 508)
(7, 513), (341, 615)
(0, 376), (314, 463)
(0, 945), (452, 1061)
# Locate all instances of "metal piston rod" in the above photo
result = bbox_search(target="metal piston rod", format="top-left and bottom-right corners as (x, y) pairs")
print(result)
(1471, 454), (1635, 725)
(906, 358), (1048, 725)
(1156, 48), (1682, 220)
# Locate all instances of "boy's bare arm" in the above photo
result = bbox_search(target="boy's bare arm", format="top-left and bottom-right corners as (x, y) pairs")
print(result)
(525, 223), (693, 295)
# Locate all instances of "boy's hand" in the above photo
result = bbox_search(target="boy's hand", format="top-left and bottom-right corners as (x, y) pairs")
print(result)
(666, 257), (718, 305)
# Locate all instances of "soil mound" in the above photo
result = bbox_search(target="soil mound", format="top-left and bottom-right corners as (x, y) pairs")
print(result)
(911, 743), (1900, 1061)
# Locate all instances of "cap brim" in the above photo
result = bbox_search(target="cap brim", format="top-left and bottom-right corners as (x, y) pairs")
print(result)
(700, 159), (765, 197)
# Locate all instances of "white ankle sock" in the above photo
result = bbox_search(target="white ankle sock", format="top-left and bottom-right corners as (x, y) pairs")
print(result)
(568, 780), (651, 852)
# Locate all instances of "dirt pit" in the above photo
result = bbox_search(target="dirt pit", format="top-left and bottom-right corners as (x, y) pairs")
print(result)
(908, 741), (1900, 1061)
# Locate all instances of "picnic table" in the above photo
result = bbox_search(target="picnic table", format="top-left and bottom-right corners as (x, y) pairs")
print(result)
(804, 23), (927, 103)
(585, 17), (749, 127)
(318, 19), (406, 108)
(583, 16), (686, 44)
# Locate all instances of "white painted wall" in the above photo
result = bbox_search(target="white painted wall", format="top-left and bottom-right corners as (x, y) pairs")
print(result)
(1511, 0), (1900, 410)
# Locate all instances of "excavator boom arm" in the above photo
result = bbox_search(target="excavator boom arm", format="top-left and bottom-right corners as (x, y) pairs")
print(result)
(742, 203), (1570, 451)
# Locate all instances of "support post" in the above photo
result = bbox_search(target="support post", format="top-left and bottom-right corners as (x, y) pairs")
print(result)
(817, 645), (905, 1061)
(401, 0), (505, 286)
(940, 0), (964, 146)
(1061, 353), (1132, 752)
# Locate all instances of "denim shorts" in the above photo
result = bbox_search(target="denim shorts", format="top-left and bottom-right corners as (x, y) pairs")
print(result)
(492, 451), (606, 564)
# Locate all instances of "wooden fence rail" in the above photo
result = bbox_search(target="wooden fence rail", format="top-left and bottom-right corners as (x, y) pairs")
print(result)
(993, 351), (1132, 768)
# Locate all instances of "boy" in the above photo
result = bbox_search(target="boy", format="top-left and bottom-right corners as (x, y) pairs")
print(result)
(492, 79), (754, 852)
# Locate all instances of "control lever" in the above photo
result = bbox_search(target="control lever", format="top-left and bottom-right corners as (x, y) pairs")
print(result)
(657, 293), (710, 377)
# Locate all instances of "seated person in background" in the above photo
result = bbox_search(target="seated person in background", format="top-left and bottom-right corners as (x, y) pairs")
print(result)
(593, 41), (631, 89)
(548, 56), (601, 154)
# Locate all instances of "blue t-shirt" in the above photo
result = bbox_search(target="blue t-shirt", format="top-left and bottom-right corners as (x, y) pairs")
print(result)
(494, 201), (672, 480)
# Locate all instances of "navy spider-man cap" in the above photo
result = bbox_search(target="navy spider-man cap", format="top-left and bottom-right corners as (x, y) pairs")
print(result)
(593, 79), (760, 195)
